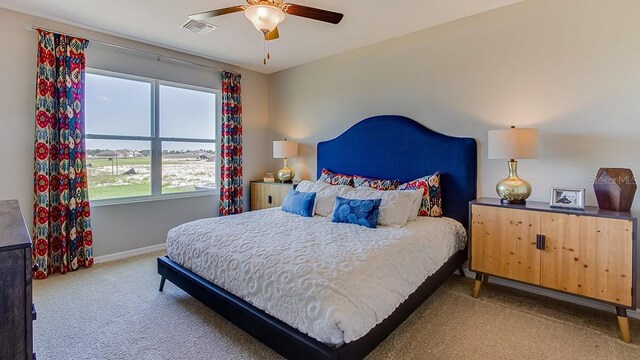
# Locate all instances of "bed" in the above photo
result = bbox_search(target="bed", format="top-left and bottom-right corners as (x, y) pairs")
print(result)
(157, 115), (477, 359)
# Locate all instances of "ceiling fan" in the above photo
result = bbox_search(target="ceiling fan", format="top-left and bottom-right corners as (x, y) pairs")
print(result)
(189, 0), (344, 42)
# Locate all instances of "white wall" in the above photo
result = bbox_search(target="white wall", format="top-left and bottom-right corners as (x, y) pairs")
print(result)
(269, 0), (640, 211)
(268, 0), (640, 309)
(0, 7), (270, 256)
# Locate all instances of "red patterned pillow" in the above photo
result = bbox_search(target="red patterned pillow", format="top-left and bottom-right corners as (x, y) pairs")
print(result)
(397, 173), (442, 217)
(318, 168), (354, 186)
(353, 175), (400, 190)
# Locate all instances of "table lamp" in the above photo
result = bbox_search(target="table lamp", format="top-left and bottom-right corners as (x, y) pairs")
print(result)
(488, 126), (539, 204)
(273, 140), (298, 183)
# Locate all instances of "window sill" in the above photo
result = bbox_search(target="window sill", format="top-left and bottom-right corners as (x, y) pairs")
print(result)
(90, 190), (218, 207)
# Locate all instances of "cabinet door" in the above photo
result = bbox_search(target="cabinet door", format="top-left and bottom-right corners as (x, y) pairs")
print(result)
(542, 214), (633, 306)
(471, 205), (541, 284)
(540, 213), (580, 292)
(269, 185), (291, 207)
(250, 183), (270, 211)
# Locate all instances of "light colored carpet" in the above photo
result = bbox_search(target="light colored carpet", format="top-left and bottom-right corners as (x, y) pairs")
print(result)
(33, 251), (640, 360)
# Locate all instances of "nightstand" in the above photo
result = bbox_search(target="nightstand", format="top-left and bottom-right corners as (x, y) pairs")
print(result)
(469, 197), (637, 343)
(250, 181), (299, 211)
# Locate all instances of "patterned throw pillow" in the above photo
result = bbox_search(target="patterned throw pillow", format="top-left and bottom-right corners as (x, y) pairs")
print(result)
(397, 172), (442, 217)
(353, 175), (400, 190)
(331, 196), (382, 228)
(318, 168), (354, 186)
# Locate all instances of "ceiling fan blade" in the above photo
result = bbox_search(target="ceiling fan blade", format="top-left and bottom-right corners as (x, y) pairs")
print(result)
(283, 4), (344, 24)
(189, 6), (247, 21)
(264, 27), (280, 41)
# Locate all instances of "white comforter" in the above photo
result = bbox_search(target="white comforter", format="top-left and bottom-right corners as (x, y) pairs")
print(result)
(166, 208), (466, 345)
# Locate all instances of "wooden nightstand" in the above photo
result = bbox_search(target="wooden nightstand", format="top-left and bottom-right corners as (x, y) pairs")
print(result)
(250, 181), (299, 211)
(469, 197), (637, 343)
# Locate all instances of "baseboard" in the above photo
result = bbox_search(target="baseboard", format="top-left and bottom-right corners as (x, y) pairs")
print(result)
(94, 243), (166, 264)
(465, 269), (640, 320)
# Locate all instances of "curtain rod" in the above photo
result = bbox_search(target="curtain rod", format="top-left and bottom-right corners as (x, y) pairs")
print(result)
(24, 23), (243, 76)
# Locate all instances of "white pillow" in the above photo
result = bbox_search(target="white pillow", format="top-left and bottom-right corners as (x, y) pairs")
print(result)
(296, 180), (352, 217)
(340, 187), (419, 226)
(406, 189), (424, 221)
(295, 180), (315, 192)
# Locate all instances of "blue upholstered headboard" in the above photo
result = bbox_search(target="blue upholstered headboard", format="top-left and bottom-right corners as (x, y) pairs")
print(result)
(317, 115), (477, 228)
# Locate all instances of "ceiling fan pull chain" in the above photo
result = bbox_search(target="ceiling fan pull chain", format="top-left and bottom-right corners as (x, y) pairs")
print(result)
(267, 40), (271, 60)
(263, 38), (267, 65)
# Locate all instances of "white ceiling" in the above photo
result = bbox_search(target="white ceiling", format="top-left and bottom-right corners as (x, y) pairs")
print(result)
(0, 0), (522, 74)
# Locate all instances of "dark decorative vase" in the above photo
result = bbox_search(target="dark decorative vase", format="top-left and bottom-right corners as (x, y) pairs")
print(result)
(593, 168), (637, 211)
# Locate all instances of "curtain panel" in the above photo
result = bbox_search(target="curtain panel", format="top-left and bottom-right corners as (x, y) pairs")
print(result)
(33, 30), (93, 279)
(219, 71), (243, 216)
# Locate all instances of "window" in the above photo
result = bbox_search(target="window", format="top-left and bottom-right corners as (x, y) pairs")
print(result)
(85, 70), (219, 204)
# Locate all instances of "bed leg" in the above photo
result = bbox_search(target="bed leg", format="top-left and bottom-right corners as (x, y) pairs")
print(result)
(473, 273), (483, 298)
(457, 266), (466, 277)
(159, 276), (166, 292)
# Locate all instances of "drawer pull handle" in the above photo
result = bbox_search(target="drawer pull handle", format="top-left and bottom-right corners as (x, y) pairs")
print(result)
(536, 234), (546, 250)
(268, 195), (272, 204)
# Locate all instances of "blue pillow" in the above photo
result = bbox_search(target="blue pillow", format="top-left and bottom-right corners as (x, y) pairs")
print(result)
(331, 196), (382, 228)
(281, 189), (316, 217)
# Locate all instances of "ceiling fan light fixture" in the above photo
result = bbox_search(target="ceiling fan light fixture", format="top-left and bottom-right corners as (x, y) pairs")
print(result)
(244, 5), (285, 34)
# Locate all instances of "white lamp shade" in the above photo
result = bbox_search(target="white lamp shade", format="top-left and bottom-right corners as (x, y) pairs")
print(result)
(244, 5), (285, 34)
(273, 140), (298, 159)
(488, 128), (539, 159)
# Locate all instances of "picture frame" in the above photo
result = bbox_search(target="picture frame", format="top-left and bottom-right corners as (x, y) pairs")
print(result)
(550, 187), (585, 210)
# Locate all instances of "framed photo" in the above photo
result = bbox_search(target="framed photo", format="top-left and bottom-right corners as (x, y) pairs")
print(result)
(550, 187), (585, 210)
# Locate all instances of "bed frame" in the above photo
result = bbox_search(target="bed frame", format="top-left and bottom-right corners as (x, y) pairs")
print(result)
(158, 115), (477, 359)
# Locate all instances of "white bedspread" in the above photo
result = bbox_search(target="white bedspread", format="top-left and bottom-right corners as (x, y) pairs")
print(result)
(166, 208), (466, 345)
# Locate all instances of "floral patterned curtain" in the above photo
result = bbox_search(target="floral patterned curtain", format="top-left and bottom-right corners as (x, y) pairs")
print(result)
(33, 30), (93, 279)
(219, 71), (243, 216)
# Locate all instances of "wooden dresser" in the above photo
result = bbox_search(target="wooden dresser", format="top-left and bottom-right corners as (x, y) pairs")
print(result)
(250, 181), (297, 211)
(0, 200), (35, 360)
(469, 197), (637, 343)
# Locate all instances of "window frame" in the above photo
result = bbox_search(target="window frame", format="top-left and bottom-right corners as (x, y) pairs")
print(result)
(85, 68), (221, 207)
